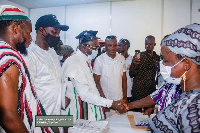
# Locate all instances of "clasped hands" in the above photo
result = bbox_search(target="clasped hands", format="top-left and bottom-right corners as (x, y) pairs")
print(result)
(111, 99), (129, 114)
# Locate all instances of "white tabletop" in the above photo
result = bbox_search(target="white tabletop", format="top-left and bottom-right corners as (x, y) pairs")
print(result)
(105, 111), (151, 133)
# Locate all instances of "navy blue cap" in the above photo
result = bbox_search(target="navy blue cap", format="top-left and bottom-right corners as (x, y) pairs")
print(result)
(35, 14), (69, 31)
(76, 30), (98, 44)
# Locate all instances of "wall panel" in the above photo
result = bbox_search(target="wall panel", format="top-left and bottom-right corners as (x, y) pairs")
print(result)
(30, 6), (66, 43)
(192, 0), (200, 24)
(112, 0), (162, 55)
(163, 0), (190, 37)
(65, 3), (110, 50)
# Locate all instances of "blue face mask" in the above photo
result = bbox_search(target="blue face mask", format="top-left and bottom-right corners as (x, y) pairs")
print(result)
(88, 50), (98, 61)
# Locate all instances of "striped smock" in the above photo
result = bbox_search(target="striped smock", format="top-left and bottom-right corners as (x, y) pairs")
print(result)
(61, 50), (113, 122)
(62, 78), (106, 122)
(0, 41), (54, 133)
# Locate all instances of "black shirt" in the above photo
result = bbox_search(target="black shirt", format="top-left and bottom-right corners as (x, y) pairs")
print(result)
(129, 51), (160, 100)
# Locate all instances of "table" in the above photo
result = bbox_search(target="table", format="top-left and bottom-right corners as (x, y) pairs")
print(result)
(106, 111), (151, 133)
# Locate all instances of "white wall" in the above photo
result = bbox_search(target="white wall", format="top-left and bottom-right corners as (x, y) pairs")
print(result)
(112, 0), (162, 55)
(192, 0), (200, 24)
(65, 3), (111, 50)
(163, 0), (191, 37)
(30, 6), (66, 43)
(12, 0), (199, 55)
(0, 0), (29, 17)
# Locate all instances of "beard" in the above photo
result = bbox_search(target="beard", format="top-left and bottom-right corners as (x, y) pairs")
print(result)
(16, 39), (27, 55)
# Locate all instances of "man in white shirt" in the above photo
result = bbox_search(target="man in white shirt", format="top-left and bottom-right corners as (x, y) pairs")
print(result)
(24, 14), (69, 116)
(118, 38), (133, 102)
(61, 31), (127, 121)
(93, 36), (127, 102)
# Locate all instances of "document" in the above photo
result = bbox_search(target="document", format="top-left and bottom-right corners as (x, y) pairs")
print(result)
(134, 114), (155, 126)
(68, 119), (110, 133)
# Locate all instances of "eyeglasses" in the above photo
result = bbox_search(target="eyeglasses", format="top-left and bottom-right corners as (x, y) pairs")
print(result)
(85, 44), (99, 50)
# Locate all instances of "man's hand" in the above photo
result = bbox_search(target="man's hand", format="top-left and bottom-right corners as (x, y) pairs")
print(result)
(104, 107), (110, 112)
(132, 54), (140, 65)
(111, 100), (129, 114)
(121, 97), (128, 105)
(61, 97), (71, 110)
(65, 97), (71, 109)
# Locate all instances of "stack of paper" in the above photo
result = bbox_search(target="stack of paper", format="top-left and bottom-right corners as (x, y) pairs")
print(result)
(68, 119), (110, 133)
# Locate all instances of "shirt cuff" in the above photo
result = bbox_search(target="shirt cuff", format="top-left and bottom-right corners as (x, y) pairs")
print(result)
(104, 99), (113, 108)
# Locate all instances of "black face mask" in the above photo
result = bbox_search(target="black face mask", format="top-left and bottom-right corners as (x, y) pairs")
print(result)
(45, 34), (60, 48)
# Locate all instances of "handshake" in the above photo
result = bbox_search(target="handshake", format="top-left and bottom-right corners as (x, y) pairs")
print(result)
(111, 99), (129, 114)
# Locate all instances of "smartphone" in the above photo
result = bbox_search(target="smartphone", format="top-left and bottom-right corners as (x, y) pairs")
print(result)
(135, 50), (140, 56)
(135, 50), (140, 63)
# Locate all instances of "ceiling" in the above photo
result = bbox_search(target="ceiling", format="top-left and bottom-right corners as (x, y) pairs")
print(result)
(8, 0), (135, 9)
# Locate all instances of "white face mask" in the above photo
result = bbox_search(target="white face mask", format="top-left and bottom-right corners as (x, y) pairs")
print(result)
(159, 58), (187, 85)
(88, 50), (98, 60)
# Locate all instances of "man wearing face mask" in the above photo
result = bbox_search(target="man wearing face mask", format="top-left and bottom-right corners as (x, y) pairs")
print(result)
(90, 38), (105, 69)
(23, 14), (69, 118)
(61, 30), (128, 122)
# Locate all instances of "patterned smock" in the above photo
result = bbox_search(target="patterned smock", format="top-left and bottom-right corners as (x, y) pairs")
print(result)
(149, 89), (200, 133)
(0, 40), (54, 133)
(151, 82), (182, 111)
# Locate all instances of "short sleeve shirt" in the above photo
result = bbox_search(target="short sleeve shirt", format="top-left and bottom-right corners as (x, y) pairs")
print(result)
(93, 53), (126, 100)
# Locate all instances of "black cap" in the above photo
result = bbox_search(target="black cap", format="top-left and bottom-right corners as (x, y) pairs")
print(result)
(35, 14), (69, 31)
(75, 30), (98, 44)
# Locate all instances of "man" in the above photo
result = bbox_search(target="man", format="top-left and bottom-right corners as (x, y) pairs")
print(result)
(93, 36), (127, 103)
(0, 5), (53, 132)
(61, 31), (127, 122)
(59, 45), (74, 66)
(129, 35), (160, 111)
(118, 38), (133, 102)
(23, 14), (69, 116)
(91, 37), (105, 68)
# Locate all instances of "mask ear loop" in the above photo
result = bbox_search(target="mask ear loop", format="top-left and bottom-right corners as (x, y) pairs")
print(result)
(178, 57), (187, 92)
(171, 57), (186, 68)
